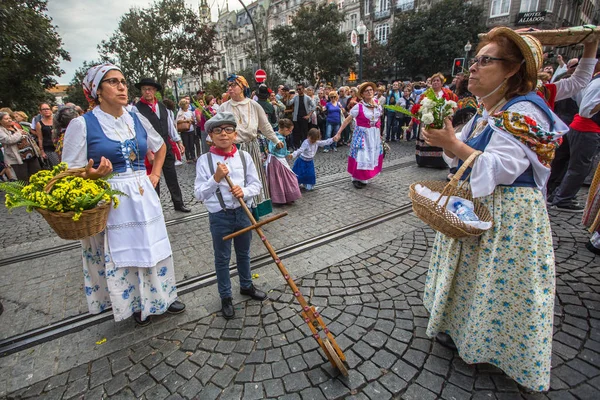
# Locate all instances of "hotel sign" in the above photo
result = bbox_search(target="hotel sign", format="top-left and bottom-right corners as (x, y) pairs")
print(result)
(515, 11), (547, 25)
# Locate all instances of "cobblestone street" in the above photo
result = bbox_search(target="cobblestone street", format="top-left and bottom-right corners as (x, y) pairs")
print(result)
(0, 141), (599, 399)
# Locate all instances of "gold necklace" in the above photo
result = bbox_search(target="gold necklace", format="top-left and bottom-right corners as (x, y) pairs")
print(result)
(232, 100), (252, 130)
(113, 117), (144, 196)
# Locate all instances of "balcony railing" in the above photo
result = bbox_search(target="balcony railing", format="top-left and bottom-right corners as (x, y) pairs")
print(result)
(396, 1), (414, 11)
(374, 9), (391, 19)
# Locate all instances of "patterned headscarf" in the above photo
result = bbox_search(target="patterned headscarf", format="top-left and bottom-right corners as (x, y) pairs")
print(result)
(227, 74), (251, 98)
(82, 63), (121, 103)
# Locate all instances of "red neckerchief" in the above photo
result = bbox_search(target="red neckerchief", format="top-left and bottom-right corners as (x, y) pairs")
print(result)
(140, 97), (157, 113)
(210, 145), (237, 160)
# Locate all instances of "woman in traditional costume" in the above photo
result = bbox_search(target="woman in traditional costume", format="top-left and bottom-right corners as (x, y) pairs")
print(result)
(218, 74), (284, 217)
(420, 27), (569, 392)
(62, 64), (185, 326)
(336, 82), (383, 189)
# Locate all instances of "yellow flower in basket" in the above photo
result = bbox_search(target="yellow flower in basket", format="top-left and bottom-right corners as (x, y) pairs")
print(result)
(0, 162), (127, 240)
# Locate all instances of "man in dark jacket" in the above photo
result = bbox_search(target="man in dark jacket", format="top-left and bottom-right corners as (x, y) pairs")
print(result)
(134, 78), (190, 212)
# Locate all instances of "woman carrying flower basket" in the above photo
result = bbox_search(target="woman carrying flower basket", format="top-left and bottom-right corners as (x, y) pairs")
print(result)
(61, 63), (186, 326)
(414, 73), (458, 168)
(419, 28), (570, 391)
(336, 82), (384, 189)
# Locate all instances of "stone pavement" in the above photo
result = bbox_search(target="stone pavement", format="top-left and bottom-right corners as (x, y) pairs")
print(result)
(1, 141), (599, 399)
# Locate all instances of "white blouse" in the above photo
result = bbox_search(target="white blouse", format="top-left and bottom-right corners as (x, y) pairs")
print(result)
(445, 101), (569, 198)
(292, 138), (335, 160)
(62, 106), (164, 169)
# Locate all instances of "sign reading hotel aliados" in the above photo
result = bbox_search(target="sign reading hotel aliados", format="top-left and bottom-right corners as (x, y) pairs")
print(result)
(515, 11), (547, 25)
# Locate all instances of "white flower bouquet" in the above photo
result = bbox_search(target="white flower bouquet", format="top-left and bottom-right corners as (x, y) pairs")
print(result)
(385, 88), (456, 129)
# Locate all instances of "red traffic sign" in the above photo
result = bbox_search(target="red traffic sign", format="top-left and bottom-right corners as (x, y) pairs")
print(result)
(255, 69), (267, 83)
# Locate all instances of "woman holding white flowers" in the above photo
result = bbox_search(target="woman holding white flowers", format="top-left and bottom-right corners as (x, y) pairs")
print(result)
(420, 28), (569, 391)
(336, 82), (383, 189)
(415, 73), (458, 168)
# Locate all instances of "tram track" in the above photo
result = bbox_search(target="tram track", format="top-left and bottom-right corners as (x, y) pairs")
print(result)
(0, 202), (414, 357)
(0, 160), (416, 268)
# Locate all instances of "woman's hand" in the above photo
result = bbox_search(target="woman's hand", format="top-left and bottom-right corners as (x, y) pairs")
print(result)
(275, 141), (284, 149)
(149, 173), (160, 188)
(41, 151), (47, 159)
(84, 157), (113, 179)
(421, 118), (457, 149)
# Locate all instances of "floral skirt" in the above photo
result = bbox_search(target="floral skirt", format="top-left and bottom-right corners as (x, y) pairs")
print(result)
(424, 186), (555, 392)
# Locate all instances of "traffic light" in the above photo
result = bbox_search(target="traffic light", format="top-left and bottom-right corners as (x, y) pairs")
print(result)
(452, 58), (465, 76)
(349, 71), (357, 81)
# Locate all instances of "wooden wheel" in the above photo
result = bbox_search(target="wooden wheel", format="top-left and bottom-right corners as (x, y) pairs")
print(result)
(323, 337), (349, 376)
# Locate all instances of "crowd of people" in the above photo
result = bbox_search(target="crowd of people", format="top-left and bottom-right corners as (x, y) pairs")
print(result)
(2, 24), (600, 393)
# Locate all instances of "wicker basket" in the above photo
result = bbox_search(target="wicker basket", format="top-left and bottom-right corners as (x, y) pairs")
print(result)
(408, 151), (493, 239)
(35, 168), (111, 240)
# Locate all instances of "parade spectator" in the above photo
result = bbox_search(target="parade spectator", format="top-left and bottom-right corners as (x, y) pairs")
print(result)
(62, 63), (186, 325)
(385, 81), (401, 142)
(397, 86), (416, 141)
(291, 128), (340, 190)
(289, 83), (315, 149)
(0, 112), (41, 181)
(53, 105), (79, 159)
(323, 91), (343, 152)
(266, 118), (301, 205)
(0, 141), (17, 181)
(196, 97), (216, 156)
(177, 98), (196, 163)
(162, 98), (183, 166)
(218, 74), (284, 218)
(36, 103), (59, 168)
(134, 78), (190, 212)
(420, 27), (569, 392)
(256, 85), (278, 130)
(194, 112), (266, 319)
(336, 82), (384, 189)
(269, 91), (286, 121)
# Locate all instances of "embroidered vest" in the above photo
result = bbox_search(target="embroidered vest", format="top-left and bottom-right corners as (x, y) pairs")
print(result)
(356, 104), (381, 129)
(458, 92), (556, 187)
(84, 111), (148, 173)
(135, 100), (170, 142)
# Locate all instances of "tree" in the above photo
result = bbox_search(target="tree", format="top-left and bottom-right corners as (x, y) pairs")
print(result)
(269, 4), (354, 84)
(389, 0), (485, 79)
(98, 0), (218, 96)
(204, 79), (227, 100)
(179, 13), (220, 86)
(363, 42), (395, 83)
(0, 0), (70, 113)
(63, 60), (100, 110)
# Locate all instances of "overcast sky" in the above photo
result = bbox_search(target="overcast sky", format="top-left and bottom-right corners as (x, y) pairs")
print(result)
(47, 0), (240, 84)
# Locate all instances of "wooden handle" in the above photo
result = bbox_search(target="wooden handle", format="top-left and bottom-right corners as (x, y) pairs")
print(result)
(217, 162), (258, 225)
(44, 167), (87, 194)
(222, 212), (288, 241)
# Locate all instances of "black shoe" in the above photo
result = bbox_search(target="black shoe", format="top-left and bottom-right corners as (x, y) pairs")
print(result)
(240, 284), (267, 301)
(221, 297), (235, 319)
(586, 241), (600, 255)
(133, 312), (151, 326)
(174, 204), (191, 213)
(167, 300), (186, 314)
(436, 332), (457, 351)
(551, 203), (584, 213)
(352, 181), (365, 189)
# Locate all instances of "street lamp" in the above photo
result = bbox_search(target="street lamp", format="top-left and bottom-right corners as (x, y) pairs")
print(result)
(464, 40), (472, 66)
(357, 21), (367, 82)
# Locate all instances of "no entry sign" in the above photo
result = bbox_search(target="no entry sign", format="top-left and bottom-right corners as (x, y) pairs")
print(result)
(255, 69), (267, 83)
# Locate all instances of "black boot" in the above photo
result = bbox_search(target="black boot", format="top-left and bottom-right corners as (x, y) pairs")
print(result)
(221, 297), (235, 319)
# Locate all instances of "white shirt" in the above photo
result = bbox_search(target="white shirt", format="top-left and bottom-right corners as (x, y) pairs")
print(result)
(62, 106), (164, 169)
(444, 101), (569, 198)
(554, 58), (597, 101)
(218, 98), (281, 145)
(194, 150), (262, 213)
(573, 73), (600, 118)
(292, 138), (334, 160)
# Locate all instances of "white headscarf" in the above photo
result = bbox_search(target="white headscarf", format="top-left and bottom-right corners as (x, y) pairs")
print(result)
(82, 63), (121, 102)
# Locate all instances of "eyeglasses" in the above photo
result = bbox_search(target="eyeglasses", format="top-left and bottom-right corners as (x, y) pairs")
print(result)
(362, 88), (374, 93)
(469, 55), (506, 67)
(211, 126), (236, 134)
(40, 108), (51, 111)
(101, 78), (128, 87)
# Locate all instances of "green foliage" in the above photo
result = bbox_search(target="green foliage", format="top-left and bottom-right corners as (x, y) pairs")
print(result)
(269, 4), (354, 83)
(390, 0), (485, 79)
(98, 0), (218, 98)
(364, 42), (394, 82)
(0, 0), (70, 114)
(204, 80), (227, 100)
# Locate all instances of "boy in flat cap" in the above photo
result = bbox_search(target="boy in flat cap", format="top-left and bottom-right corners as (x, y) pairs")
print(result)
(194, 112), (267, 319)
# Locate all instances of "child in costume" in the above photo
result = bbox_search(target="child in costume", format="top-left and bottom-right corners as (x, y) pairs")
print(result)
(194, 112), (267, 319)
(291, 128), (340, 190)
(266, 118), (301, 204)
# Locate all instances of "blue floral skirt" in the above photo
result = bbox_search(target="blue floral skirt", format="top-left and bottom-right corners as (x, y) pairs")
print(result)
(424, 186), (555, 392)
